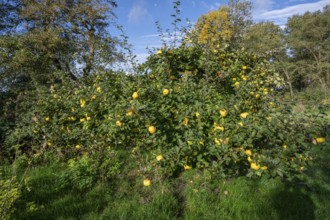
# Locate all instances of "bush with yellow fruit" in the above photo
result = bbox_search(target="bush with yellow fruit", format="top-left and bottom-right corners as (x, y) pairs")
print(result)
(5, 37), (327, 186)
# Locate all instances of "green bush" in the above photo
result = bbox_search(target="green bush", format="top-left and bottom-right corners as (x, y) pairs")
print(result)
(59, 152), (121, 190)
(0, 174), (21, 220)
(3, 23), (326, 187)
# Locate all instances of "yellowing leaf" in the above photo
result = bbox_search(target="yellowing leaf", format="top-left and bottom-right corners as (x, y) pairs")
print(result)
(80, 99), (86, 108)
(184, 165), (192, 170)
(219, 109), (228, 117)
(183, 117), (189, 126)
(214, 122), (225, 132)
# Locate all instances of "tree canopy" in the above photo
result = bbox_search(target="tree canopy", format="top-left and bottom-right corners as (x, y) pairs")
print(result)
(285, 6), (330, 91)
(191, 0), (252, 50)
(0, 0), (123, 88)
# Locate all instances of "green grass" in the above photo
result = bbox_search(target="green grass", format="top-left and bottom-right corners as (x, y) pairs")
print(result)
(186, 171), (326, 220)
(7, 140), (329, 220)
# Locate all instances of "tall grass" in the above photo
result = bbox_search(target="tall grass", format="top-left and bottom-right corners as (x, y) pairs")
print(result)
(10, 140), (329, 219)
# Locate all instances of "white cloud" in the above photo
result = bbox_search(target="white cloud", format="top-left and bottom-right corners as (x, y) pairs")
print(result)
(261, 0), (329, 19)
(287, 0), (306, 3)
(254, 0), (330, 26)
(142, 31), (184, 43)
(128, 1), (153, 24)
(199, 1), (222, 11)
(253, 0), (274, 14)
(142, 34), (159, 38)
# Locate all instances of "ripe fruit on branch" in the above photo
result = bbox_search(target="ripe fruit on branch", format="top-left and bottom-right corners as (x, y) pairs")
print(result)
(148, 126), (157, 134)
(132, 92), (139, 99)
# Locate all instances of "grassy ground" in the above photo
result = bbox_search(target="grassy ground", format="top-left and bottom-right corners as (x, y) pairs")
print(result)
(7, 138), (329, 220)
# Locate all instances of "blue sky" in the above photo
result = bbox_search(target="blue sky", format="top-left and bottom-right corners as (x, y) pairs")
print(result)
(112, 0), (330, 63)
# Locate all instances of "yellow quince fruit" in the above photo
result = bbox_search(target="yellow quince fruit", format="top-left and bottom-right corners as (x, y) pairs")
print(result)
(234, 81), (240, 88)
(240, 112), (249, 119)
(148, 125), (156, 134)
(127, 110), (134, 116)
(245, 149), (252, 156)
(132, 92), (139, 99)
(316, 137), (326, 144)
(251, 162), (260, 170)
(219, 109), (228, 117)
(163, 89), (170, 96)
(156, 155), (163, 161)
(143, 179), (151, 186)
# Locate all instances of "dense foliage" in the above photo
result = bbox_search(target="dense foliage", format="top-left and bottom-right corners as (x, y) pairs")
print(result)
(5, 44), (326, 183)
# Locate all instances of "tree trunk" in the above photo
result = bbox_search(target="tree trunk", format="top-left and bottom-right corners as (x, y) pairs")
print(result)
(83, 27), (95, 79)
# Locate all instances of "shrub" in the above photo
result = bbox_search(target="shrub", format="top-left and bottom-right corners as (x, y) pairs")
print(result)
(5, 44), (326, 184)
(4, 10), (326, 184)
(0, 174), (21, 220)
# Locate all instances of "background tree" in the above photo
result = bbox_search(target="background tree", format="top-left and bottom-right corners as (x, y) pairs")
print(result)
(285, 6), (330, 93)
(241, 22), (285, 60)
(0, 0), (123, 154)
(190, 0), (252, 50)
(19, 0), (122, 82)
(239, 22), (296, 95)
(0, 0), (123, 90)
(192, 6), (233, 49)
(228, 0), (252, 47)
